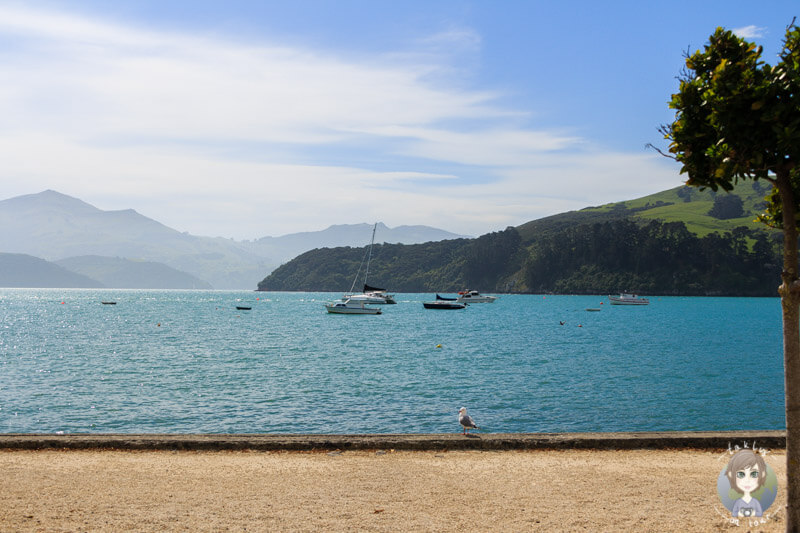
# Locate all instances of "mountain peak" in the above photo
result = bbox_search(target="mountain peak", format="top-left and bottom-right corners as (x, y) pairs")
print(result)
(0, 189), (100, 214)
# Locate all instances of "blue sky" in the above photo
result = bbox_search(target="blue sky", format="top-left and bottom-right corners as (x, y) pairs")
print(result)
(0, 1), (797, 239)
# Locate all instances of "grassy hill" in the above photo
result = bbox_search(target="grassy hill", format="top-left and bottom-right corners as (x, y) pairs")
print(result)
(518, 181), (775, 243)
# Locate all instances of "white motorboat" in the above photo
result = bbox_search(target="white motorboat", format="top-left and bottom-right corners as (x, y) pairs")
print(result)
(609, 293), (649, 305)
(324, 298), (382, 315)
(456, 290), (497, 303)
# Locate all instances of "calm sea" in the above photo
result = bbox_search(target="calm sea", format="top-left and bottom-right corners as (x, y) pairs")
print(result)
(0, 289), (786, 434)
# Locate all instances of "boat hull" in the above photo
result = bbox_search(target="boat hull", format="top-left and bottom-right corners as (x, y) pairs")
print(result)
(609, 294), (649, 305)
(456, 296), (497, 303)
(326, 307), (381, 314)
(423, 302), (466, 310)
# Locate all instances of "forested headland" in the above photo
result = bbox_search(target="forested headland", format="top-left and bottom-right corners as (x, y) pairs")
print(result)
(258, 183), (783, 296)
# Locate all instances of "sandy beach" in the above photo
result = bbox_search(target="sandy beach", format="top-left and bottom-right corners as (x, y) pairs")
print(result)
(0, 447), (788, 532)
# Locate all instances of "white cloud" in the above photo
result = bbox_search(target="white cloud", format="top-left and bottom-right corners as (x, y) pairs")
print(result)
(732, 25), (766, 39)
(0, 6), (500, 143)
(417, 28), (483, 53)
(0, 5), (683, 239)
(364, 125), (583, 167)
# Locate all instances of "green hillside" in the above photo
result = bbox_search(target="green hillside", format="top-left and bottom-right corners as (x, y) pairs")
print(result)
(597, 181), (772, 236)
(518, 181), (774, 243)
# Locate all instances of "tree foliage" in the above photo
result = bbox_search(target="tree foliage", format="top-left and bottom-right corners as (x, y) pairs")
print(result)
(659, 21), (800, 530)
(661, 24), (800, 227)
(708, 194), (744, 220)
(462, 227), (523, 288)
(523, 219), (778, 295)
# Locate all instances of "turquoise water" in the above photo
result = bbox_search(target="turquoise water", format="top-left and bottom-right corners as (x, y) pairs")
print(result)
(0, 289), (786, 434)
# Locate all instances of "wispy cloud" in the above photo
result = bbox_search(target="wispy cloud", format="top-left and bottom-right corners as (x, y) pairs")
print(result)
(0, 5), (679, 238)
(0, 6), (501, 147)
(732, 25), (767, 39)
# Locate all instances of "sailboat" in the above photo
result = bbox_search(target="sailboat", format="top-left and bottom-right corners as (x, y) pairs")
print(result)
(343, 223), (396, 304)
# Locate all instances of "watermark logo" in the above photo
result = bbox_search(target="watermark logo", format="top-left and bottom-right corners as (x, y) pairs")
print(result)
(715, 442), (780, 527)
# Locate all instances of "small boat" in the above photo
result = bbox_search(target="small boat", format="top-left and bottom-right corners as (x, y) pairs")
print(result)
(101, 301), (117, 305)
(609, 293), (649, 305)
(345, 286), (396, 305)
(585, 308), (601, 312)
(456, 290), (497, 303)
(325, 298), (382, 315)
(341, 224), (397, 304)
(423, 300), (467, 310)
(236, 306), (252, 310)
(361, 283), (397, 304)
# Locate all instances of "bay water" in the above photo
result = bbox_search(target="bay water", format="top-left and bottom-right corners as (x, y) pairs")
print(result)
(0, 289), (786, 434)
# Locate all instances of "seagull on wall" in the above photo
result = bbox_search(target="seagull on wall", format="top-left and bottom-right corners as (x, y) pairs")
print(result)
(458, 407), (479, 435)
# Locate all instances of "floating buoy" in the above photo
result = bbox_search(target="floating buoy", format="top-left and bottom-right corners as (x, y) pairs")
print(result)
(436, 344), (442, 348)
(60, 301), (65, 304)
(157, 323), (161, 327)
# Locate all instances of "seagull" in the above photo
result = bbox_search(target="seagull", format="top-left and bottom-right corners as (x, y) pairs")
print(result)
(458, 407), (479, 434)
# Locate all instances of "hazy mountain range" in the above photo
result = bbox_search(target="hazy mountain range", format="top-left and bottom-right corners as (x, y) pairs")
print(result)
(0, 190), (469, 289)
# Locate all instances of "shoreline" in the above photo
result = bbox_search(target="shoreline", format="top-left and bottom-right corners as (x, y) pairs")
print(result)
(0, 429), (786, 451)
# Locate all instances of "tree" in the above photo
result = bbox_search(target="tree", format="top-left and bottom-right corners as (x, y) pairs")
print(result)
(708, 194), (745, 219)
(657, 22), (800, 530)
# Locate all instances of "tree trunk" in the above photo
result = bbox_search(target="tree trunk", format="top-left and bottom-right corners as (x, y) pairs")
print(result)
(776, 169), (800, 532)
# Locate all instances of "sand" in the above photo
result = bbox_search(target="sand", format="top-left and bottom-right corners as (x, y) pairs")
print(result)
(0, 448), (788, 532)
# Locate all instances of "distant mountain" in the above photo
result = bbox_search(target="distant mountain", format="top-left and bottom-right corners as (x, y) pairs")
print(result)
(0, 190), (471, 289)
(0, 253), (103, 288)
(56, 256), (213, 290)
(0, 190), (269, 289)
(239, 222), (469, 262)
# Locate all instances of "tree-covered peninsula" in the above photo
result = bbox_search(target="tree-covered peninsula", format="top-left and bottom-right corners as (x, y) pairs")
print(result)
(259, 183), (783, 296)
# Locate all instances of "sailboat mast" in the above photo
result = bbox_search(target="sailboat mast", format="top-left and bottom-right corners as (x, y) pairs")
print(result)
(363, 223), (377, 288)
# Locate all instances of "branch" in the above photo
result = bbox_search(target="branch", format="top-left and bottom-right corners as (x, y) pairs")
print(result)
(645, 143), (677, 160)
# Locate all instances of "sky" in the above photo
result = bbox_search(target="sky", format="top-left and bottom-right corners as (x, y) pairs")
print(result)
(0, 1), (797, 240)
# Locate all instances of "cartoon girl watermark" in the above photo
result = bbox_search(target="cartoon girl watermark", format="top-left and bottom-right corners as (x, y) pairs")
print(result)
(715, 443), (780, 526)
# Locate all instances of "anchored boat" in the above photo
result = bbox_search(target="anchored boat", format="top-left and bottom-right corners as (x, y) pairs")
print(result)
(609, 293), (649, 305)
(325, 298), (382, 315)
(342, 223), (396, 304)
(456, 290), (497, 303)
(423, 295), (466, 309)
